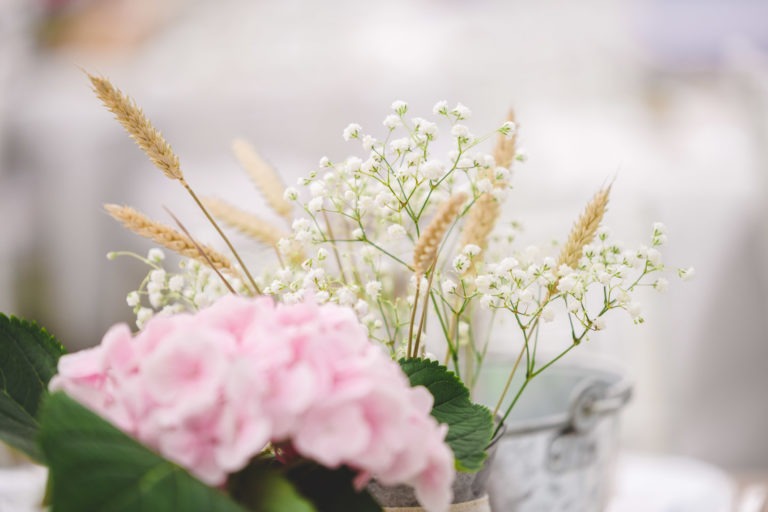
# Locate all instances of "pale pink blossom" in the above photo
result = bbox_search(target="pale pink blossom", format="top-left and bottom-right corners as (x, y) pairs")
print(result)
(51, 295), (454, 511)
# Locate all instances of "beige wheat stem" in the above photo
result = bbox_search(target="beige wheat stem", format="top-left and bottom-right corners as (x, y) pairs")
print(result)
(459, 110), (517, 276)
(407, 279), (421, 359)
(492, 186), (612, 416)
(413, 192), (468, 275)
(89, 73), (261, 294)
(232, 138), (293, 219)
(163, 207), (236, 295)
(409, 192), (467, 357)
(88, 73), (182, 181)
(413, 263), (437, 358)
(104, 204), (235, 273)
(204, 197), (289, 248)
(548, 185), (612, 297)
(180, 181), (262, 294)
(493, 109), (518, 169)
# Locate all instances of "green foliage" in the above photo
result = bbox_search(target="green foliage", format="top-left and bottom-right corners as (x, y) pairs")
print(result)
(228, 460), (316, 512)
(0, 314), (65, 460)
(38, 393), (248, 512)
(399, 358), (493, 472)
(231, 459), (381, 512)
(285, 464), (382, 512)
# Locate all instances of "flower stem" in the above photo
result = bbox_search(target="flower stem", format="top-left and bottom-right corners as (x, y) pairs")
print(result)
(181, 179), (261, 294)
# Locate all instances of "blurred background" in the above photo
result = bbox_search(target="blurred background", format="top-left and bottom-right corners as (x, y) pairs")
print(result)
(1, 0), (767, 494)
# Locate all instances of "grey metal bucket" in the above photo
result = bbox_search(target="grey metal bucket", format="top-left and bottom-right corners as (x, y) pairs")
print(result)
(476, 362), (632, 511)
(368, 421), (507, 509)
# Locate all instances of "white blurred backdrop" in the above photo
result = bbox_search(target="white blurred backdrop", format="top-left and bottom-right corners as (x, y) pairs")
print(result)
(1, 0), (767, 474)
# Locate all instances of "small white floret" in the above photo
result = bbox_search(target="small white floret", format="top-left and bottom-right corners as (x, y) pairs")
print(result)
(391, 100), (408, 115)
(148, 248), (165, 263)
(432, 100), (448, 115)
(126, 291), (140, 307)
(451, 103), (472, 120)
(343, 123), (362, 141)
(366, 280), (382, 299)
(168, 275), (184, 292)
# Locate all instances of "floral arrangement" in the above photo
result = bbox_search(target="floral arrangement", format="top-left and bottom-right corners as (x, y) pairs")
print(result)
(0, 74), (691, 511)
(50, 295), (453, 510)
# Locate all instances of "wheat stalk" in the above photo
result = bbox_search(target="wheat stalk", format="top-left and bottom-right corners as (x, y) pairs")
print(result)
(90, 73), (262, 293)
(413, 192), (468, 275)
(88, 74), (182, 181)
(232, 138), (293, 219)
(204, 197), (289, 247)
(556, 185), (612, 270)
(457, 110), (517, 273)
(407, 192), (467, 357)
(104, 204), (236, 273)
(460, 194), (499, 261)
(493, 109), (517, 169)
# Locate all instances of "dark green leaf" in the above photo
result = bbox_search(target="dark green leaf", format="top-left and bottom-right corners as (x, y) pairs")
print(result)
(229, 460), (316, 512)
(286, 464), (381, 512)
(0, 314), (65, 460)
(399, 358), (493, 472)
(39, 392), (247, 512)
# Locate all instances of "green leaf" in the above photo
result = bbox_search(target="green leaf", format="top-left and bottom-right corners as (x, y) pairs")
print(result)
(231, 459), (380, 512)
(0, 314), (65, 460)
(229, 460), (316, 512)
(38, 392), (247, 512)
(399, 358), (493, 472)
(285, 464), (381, 512)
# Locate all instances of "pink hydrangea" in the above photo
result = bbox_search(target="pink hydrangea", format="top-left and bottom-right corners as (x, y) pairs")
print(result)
(49, 295), (454, 511)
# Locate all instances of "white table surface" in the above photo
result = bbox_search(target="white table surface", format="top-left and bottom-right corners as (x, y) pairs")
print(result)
(1, 451), (759, 512)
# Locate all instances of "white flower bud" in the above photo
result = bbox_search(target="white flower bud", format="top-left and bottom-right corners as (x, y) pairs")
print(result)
(646, 248), (662, 266)
(383, 114), (402, 129)
(462, 244), (482, 257)
(442, 279), (457, 294)
(168, 275), (184, 292)
(451, 124), (471, 138)
(452, 254), (470, 273)
(678, 267), (695, 281)
(343, 123), (362, 141)
(149, 292), (164, 309)
(593, 317), (606, 330)
(432, 100), (448, 115)
(541, 306), (555, 323)
(365, 280), (382, 299)
(451, 103), (472, 120)
(148, 248), (165, 263)
(387, 224), (407, 239)
(354, 299), (370, 316)
(391, 100), (408, 115)
(136, 307), (153, 329)
(126, 291), (140, 307)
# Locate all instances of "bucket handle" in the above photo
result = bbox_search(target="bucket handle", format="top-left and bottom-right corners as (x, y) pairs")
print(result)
(547, 378), (632, 473)
(568, 377), (632, 434)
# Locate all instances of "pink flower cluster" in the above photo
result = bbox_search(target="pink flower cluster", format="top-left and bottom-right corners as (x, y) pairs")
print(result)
(49, 296), (454, 511)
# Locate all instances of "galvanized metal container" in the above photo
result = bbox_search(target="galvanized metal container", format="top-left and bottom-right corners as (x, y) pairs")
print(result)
(369, 422), (506, 510)
(476, 362), (631, 511)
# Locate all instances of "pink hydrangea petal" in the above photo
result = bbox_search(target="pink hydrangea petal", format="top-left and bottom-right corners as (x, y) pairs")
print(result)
(293, 404), (371, 467)
(49, 294), (455, 509)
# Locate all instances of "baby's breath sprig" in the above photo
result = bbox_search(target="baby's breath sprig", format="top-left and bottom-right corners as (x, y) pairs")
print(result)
(104, 95), (690, 427)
